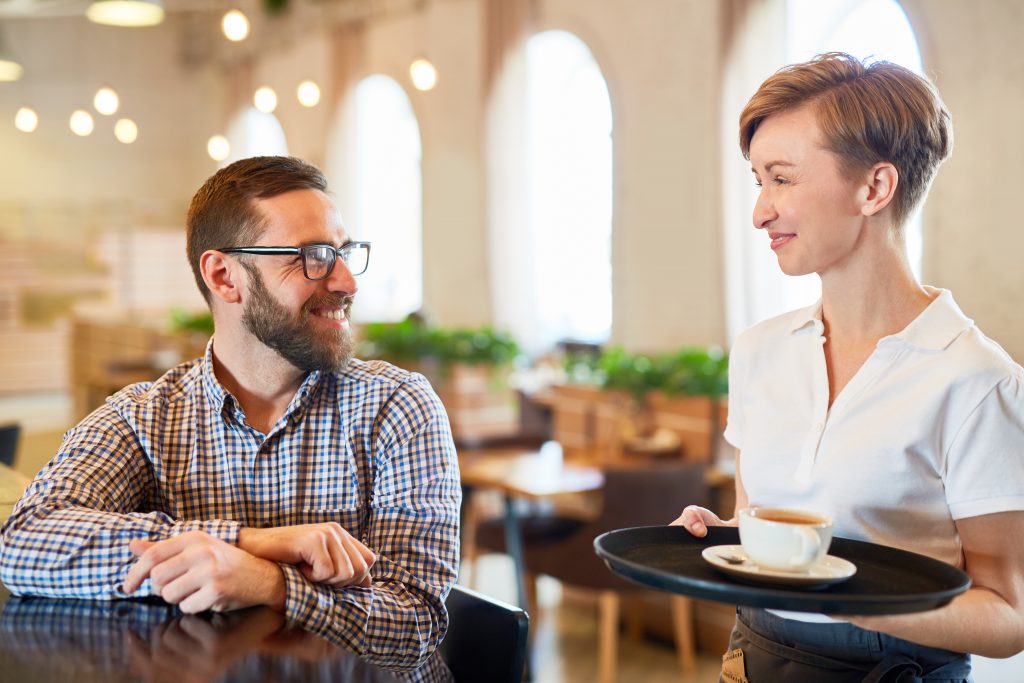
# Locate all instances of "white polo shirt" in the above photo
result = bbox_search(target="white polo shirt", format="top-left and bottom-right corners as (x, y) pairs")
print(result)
(725, 287), (1024, 570)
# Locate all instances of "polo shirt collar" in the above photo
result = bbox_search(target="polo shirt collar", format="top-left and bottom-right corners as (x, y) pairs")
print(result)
(785, 287), (972, 351)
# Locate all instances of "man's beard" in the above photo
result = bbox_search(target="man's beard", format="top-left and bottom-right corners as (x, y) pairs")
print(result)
(240, 266), (355, 373)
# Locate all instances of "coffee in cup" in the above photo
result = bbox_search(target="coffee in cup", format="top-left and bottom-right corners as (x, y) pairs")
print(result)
(738, 507), (833, 573)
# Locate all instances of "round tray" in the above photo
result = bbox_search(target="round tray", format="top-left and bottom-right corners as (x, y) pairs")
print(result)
(594, 525), (971, 615)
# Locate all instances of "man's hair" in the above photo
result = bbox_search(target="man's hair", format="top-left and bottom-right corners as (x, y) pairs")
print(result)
(186, 156), (329, 304)
(739, 52), (953, 229)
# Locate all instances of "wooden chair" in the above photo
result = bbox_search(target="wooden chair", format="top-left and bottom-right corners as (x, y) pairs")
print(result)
(439, 584), (529, 683)
(473, 461), (708, 683)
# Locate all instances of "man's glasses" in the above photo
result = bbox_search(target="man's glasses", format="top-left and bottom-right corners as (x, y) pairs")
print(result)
(217, 242), (371, 280)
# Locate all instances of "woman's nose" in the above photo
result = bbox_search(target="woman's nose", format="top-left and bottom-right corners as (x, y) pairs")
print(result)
(752, 188), (777, 229)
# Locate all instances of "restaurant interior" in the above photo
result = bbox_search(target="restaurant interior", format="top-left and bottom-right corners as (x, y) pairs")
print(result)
(1, 0), (1023, 680)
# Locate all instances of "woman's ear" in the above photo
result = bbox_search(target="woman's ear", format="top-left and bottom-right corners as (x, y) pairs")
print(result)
(200, 251), (243, 304)
(860, 162), (899, 217)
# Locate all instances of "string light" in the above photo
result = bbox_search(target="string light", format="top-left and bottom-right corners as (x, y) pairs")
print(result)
(221, 10), (250, 42)
(114, 118), (138, 143)
(207, 135), (230, 161)
(94, 87), (120, 116)
(69, 110), (95, 136)
(409, 58), (438, 91)
(297, 80), (320, 107)
(254, 86), (277, 113)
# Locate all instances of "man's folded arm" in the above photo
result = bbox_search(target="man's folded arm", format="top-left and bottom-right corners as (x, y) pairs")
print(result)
(274, 378), (462, 672)
(0, 412), (241, 599)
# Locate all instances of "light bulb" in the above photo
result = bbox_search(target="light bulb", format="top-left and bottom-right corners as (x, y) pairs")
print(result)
(222, 10), (249, 42)
(94, 87), (119, 116)
(70, 110), (95, 136)
(409, 58), (438, 92)
(15, 107), (38, 133)
(114, 118), (138, 144)
(254, 86), (277, 113)
(297, 80), (320, 108)
(207, 135), (230, 161)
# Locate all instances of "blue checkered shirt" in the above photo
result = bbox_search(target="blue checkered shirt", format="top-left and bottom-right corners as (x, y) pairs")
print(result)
(0, 344), (461, 680)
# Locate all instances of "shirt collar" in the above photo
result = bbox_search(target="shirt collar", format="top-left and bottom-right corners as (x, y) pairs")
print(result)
(199, 336), (327, 423)
(786, 287), (972, 351)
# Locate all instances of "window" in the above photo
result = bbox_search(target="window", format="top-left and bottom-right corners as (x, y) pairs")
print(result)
(723, 0), (923, 339)
(225, 108), (288, 163)
(488, 30), (613, 354)
(345, 75), (423, 323)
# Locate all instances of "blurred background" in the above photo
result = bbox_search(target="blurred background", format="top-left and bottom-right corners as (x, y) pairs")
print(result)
(1, 0), (1022, 680)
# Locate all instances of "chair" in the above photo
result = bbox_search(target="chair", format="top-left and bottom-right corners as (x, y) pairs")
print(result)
(473, 461), (708, 683)
(439, 584), (529, 683)
(0, 423), (20, 468)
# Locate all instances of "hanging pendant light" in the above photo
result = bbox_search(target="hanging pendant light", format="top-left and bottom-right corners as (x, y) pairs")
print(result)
(409, 57), (438, 92)
(0, 30), (24, 82)
(87, 0), (165, 27)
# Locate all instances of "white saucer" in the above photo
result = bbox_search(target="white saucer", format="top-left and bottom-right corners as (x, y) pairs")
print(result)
(701, 545), (856, 589)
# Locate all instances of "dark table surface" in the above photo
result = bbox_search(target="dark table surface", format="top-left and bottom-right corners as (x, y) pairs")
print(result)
(0, 584), (411, 683)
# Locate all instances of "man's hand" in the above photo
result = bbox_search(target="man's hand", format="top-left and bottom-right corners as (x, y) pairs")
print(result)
(123, 530), (286, 613)
(237, 523), (375, 588)
(670, 505), (730, 537)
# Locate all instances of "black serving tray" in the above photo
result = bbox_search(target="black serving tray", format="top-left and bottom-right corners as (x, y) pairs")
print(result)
(594, 525), (971, 615)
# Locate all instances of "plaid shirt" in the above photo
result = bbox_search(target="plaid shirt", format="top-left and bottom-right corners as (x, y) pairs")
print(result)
(0, 345), (461, 680)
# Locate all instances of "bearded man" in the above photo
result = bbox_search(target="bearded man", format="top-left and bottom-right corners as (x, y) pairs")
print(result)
(0, 157), (461, 681)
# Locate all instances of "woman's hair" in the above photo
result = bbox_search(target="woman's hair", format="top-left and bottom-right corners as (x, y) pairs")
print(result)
(186, 156), (329, 304)
(740, 52), (953, 229)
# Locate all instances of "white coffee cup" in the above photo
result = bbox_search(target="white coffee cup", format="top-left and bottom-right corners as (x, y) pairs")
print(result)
(738, 507), (833, 573)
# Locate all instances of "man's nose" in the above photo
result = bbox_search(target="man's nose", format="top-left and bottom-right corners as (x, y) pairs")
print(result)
(326, 258), (358, 295)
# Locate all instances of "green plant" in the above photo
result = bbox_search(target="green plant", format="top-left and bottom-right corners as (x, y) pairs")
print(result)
(588, 345), (728, 403)
(170, 309), (214, 335)
(359, 318), (520, 369)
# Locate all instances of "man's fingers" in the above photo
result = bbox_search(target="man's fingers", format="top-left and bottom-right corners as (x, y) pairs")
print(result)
(129, 539), (156, 556)
(124, 538), (180, 593)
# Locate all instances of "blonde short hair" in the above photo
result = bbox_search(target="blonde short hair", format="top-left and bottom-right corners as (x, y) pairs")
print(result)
(740, 52), (953, 229)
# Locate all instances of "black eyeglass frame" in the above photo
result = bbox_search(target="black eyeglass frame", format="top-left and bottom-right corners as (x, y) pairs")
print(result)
(217, 242), (371, 279)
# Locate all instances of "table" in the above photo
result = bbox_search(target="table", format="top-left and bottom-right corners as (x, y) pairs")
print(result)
(459, 443), (604, 612)
(0, 585), (420, 683)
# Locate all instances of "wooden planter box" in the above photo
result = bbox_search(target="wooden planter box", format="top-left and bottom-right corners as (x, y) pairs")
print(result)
(548, 384), (727, 463)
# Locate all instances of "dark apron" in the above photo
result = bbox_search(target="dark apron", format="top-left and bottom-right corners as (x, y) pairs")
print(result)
(720, 607), (973, 683)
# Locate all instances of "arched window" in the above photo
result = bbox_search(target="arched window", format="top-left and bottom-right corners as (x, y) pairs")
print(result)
(225, 108), (288, 163)
(723, 0), (923, 339)
(343, 75), (423, 323)
(488, 30), (613, 354)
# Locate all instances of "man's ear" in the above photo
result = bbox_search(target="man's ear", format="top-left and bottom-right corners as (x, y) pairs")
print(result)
(200, 251), (243, 304)
(859, 162), (899, 217)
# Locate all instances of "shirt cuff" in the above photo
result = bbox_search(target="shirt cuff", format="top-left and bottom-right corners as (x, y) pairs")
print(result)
(176, 519), (242, 545)
(278, 562), (333, 635)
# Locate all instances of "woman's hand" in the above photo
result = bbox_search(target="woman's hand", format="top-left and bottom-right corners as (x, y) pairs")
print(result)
(670, 505), (730, 537)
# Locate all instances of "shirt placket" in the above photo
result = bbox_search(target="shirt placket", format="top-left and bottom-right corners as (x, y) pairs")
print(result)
(795, 324), (830, 486)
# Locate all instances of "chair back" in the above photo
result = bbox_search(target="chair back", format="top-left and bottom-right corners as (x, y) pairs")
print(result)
(595, 461), (708, 530)
(439, 584), (529, 683)
(0, 423), (20, 468)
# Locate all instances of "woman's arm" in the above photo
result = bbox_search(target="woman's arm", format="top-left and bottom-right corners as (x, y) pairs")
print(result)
(849, 510), (1024, 658)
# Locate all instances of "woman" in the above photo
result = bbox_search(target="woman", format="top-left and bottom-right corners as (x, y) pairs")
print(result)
(673, 53), (1024, 681)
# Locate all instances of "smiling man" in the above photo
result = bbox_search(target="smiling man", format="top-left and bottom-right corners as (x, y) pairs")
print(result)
(0, 156), (461, 681)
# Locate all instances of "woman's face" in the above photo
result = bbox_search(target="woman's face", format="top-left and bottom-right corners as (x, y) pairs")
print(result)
(748, 104), (868, 278)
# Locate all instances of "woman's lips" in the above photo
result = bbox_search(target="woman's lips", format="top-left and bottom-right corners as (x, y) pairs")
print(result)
(769, 232), (796, 250)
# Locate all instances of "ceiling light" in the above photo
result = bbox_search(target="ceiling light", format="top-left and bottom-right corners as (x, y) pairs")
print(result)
(15, 107), (38, 133)
(94, 87), (120, 116)
(114, 118), (138, 144)
(254, 86), (277, 113)
(297, 80), (320, 107)
(207, 135), (230, 161)
(70, 110), (95, 136)
(0, 31), (22, 82)
(86, 0), (165, 27)
(409, 58), (438, 92)
(222, 10), (250, 42)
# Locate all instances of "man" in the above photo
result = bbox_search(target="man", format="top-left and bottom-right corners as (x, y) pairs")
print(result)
(0, 156), (461, 680)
